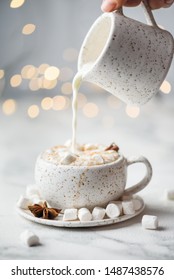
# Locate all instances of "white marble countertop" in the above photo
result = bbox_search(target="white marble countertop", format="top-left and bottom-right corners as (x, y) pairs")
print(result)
(0, 95), (174, 260)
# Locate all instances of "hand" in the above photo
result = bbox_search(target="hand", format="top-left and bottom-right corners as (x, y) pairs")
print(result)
(101, 0), (174, 12)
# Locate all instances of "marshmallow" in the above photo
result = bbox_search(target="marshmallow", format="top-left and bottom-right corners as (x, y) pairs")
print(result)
(142, 215), (158, 230)
(63, 209), (78, 221)
(132, 198), (143, 211)
(16, 195), (32, 209)
(78, 208), (92, 222)
(20, 230), (40, 247)
(165, 189), (174, 200)
(91, 154), (104, 165)
(60, 152), (77, 165)
(26, 184), (40, 198)
(122, 200), (135, 215)
(106, 202), (122, 218)
(92, 207), (106, 220)
(31, 196), (44, 206)
(84, 143), (98, 150)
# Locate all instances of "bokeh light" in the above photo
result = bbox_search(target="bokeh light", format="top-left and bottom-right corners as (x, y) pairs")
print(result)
(42, 78), (57, 89)
(10, 0), (25, 9)
(52, 95), (67, 110)
(41, 97), (53, 110)
(83, 102), (99, 118)
(0, 69), (5, 79)
(63, 48), (78, 62)
(22, 24), (36, 35)
(61, 82), (72, 95)
(10, 74), (22, 87)
(2, 99), (17, 115)
(27, 105), (40, 118)
(126, 105), (140, 118)
(21, 65), (37, 79)
(44, 66), (60, 81)
(29, 78), (42, 91)
(77, 93), (87, 108)
(107, 95), (120, 109)
(160, 80), (172, 94)
(38, 64), (49, 74)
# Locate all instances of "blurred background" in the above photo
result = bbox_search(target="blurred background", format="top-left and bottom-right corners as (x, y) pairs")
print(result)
(0, 0), (173, 187)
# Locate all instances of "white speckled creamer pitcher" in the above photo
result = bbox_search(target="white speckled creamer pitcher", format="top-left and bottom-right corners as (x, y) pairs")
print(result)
(78, 0), (174, 105)
(35, 154), (152, 209)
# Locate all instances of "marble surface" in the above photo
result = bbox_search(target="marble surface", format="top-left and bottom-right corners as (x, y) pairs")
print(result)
(0, 95), (174, 260)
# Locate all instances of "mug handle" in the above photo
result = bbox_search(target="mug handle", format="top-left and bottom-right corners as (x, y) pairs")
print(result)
(117, 0), (159, 28)
(123, 156), (153, 196)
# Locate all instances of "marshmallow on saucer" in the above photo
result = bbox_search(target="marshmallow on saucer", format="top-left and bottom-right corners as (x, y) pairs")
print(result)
(78, 208), (92, 222)
(142, 215), (158, 230)
(16, 195), (32, 209)
(92, 207), (106, 220)
(106, 202), (122, 218)
(122, 200), (135, 215)
(26, 184), (40, 198)
(20, 230), (40, 247)
(60, 152), (77, 165)
(63, 209), (78, 221)
(132, 198), (143, 211)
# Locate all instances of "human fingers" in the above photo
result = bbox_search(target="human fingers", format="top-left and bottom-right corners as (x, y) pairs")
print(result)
(101, 0), (126, 12)
(149, 0), (174, 9)
(123, 0), (142, 7)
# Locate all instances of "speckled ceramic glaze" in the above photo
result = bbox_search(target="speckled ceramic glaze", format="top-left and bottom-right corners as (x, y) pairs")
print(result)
(35, 154), (152, 209)
(78, 0), (174, 105)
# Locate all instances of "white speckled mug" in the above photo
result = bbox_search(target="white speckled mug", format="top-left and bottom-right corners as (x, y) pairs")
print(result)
(78, 0), (174, 105)
(35, 154), (152, 209)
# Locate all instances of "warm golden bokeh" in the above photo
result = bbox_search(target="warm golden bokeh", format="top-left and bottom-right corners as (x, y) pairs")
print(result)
(44, 66), (60, 81)
(41, 97), (53, 110)
(22, 24), (36, 35)
(83, 102), (99, 118)
(29, 78), (42, 91)
(42, 78), (57, 89)
(126, 105), (140, 118)
(10, 74), (22, 87)
(10, 0), (25, 9)
(107, 95), (120, 109)
(38, 64), (49, 74)
(61, 82), (72, 95)
(52, 95), (67, 110)
(2, 99), (16, 115)
(160, 80), (172, 94)
(27, 105), (40, 118)
(0, 69), (5, 79)
(21, 65), (37, 79)
(77, 93), (87, 108)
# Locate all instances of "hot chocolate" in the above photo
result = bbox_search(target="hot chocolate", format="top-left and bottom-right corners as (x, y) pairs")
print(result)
(41, 142), (120, 167)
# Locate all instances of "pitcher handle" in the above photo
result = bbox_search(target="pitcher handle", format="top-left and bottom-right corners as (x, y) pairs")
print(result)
(117, 0), (159, 28)
(123, 156), (153, 196)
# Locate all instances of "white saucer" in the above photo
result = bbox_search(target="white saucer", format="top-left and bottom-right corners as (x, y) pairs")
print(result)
(17, 196), (145, 228)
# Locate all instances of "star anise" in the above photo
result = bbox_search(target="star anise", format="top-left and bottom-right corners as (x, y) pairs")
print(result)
(105, 142), (119, 152)
(28, 201), (61, 220)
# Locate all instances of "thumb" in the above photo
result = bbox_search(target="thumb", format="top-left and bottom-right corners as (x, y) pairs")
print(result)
(101, 0), (127, 12)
